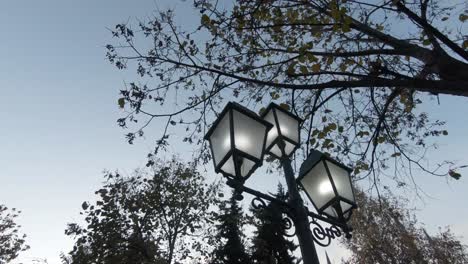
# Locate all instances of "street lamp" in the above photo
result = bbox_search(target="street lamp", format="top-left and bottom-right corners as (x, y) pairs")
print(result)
(204, 102), (272, 182)
(298, 150), (356, 222)
(205, 102), (356, 264)
(260, 103), (302, 158)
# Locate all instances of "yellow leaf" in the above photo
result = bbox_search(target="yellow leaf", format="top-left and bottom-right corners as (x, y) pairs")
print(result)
(279, 103), (290, 111)
(460, 14), (468, 22)
(340, 63), (347, 72)
(312, 63), (321, 72)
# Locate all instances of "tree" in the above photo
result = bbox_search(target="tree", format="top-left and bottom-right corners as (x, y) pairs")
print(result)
(106, 0), (467, 191)
(0, 204), (29, 263)
(64, 157), (219, 264)
(342, 190), (468, 263)
(209, 191), (252, 264)
(250, 185), (298, 264)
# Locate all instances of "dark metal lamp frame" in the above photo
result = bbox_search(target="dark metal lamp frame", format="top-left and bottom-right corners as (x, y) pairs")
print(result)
(206, 102), (356, 264)
(297, 150), (357, 222)
(204, 102), (272, 184)
(260, 103), (303, 159)
(226, 177), (353, 248)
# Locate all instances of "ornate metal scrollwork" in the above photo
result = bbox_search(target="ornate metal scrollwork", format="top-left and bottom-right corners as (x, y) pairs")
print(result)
(309, 218), (342, 247)
(280, 214), (296, 237)
(251, 196), (267, 210)
(242, 184), (350, 248)
(250, 196), (296, 237)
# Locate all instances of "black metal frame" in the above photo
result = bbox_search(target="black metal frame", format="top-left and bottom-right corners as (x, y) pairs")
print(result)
(206, 102), (356, 260)
(260, 103), (303, 159)
(226, 179), (353, 246)
(297, 150), (357, 221)
(204, 102), (272, 182)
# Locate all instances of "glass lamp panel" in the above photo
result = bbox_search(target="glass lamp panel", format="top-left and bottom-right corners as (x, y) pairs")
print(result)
(326, 161), (354, 202)
(220, 156), (235, 176)
(323, 206), (338, 218)
(240, 158), (256, 177)
(284, 141), (296, 156)
(232, 110), (267, 159)
(300, 161), (336, 210)
(269, 144), (282, 157)
(209, 113), (231, 167)
(263, 111), (279, 148)
(343, 211), (351, 220)
(340, 201), (353, 213)
(275, 109), (299, 143)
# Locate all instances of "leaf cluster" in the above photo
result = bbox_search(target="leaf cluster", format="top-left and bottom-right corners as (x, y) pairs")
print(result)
(106, 0), (467, 202)
(0, 205), (29, 263)
(343, 190), (468, 264)
(64, 157), (219, 264)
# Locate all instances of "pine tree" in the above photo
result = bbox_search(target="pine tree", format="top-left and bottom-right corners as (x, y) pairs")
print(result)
(251, 185), (298, 264)
(210, 191), (252, 264)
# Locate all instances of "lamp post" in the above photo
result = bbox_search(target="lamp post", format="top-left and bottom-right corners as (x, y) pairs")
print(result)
(205, 102), (356, 264)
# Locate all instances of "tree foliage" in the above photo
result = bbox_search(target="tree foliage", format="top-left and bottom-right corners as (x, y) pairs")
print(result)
(342, 190), (468, 263)
(250, 185), (298, 264)
(0, 205), (29, 263)
(106, 0), (467, 192)
(209, 192), (252, 264)
(64, 158), (219, 264)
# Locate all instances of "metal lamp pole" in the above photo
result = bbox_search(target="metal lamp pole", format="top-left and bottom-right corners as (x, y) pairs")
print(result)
(279, 143), (320, 264)
(204, 102), (357, 264)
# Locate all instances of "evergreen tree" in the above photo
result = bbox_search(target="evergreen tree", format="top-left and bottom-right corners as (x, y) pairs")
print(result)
(251, 185), (298, 264)
(210, 191), (252, 264)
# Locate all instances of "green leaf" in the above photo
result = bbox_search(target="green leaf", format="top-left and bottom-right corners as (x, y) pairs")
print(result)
(201, 14), (210, 26)
(287, 63), (296, 75)
(449, 170), (462, 180)
(118, 98), (125, 109)
(258, 107), (266, 116)
(357, 131), (370, 137)
(270, 91), (280, 100)
(309, 138), (316, 146)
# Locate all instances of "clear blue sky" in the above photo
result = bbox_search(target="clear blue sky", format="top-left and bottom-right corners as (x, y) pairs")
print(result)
(0, 1), (467, 263)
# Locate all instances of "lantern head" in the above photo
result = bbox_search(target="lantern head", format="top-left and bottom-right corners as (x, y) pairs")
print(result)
(205, 102), (272, 182)
(260, 103), (302, 159)
(298, 150), (356, 222)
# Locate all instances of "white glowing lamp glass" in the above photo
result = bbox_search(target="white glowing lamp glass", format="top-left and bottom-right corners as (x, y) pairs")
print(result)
(205, 102), (272, 181)
(260, 103), (302, 158)
(298, 150), (356, 222)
